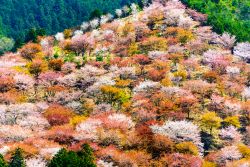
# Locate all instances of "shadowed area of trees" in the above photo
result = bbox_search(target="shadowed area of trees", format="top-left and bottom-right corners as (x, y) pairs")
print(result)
(0, 0), (139, 40)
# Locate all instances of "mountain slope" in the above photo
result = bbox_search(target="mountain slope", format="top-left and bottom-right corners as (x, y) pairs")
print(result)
(0, 0), (250, 166)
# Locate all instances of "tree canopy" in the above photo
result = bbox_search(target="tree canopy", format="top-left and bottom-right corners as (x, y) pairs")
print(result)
(0, 0), (140, 41)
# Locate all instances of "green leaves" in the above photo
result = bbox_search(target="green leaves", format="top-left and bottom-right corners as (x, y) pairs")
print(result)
(0, 154), (7, 167)
(0, 0), (140, 41)
(9, 148), (26, 167)
(48, 144), (96, 167)
(183, 0), (250, 41)
(0, 37), (14, 55)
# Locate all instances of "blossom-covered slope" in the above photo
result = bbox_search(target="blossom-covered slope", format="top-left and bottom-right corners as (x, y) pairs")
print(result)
(0, 0), (250, 166)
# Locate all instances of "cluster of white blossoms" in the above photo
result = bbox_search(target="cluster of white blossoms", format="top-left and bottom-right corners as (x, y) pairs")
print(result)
(57, 73), (78, 87)
(242, 87), (250, 99)
(73, 30), (84, 37)
(233, 42), (250, 61)
(25, 157), (47, 167)
(203, 49), (231, 66)
(81, 22), (90, 31)
(107, 113), (135, 129)
(115, 9), (123, 18)
(90, 19), (100, 29)
(224, 100), (241, 114)
(133, 80), (161, 93)
(148, 50), (167, 60)
(97, 159), (117, 167)
(218, 146), (242, 163)
(226, 66), (240, 76)
(40, 147), (61, 158)
(161, 86), (190, 97)
(217, 32), (236, 49)
(76, 118), (102, 133)
(150, 120), (203, 153)
(86, 75), (116, 96)
(55, 32), (64, 41)
(13, 74), (35, 91)
(100, 14), (114, 25)
(0, 125), (33, 141)
(75, 118), (103, 140)
(219, 126), (242, 143)
(0, 146), (10, 156)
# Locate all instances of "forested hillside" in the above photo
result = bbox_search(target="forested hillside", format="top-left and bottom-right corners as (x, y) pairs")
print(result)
(0, 0), (140, 40)
(0, 0), (250, 166)
(181, 0), (250, 41)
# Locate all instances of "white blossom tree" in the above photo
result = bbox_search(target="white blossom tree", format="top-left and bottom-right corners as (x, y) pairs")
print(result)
(25, 157), (47, 167)
(150, 120), (203, 153)
(234, 42), (250, 61)
(55, 32), (65, 41)
(115, 9), (123, 18)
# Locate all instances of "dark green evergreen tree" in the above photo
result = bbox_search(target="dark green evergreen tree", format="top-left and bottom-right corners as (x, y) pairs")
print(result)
(0, 16), (5, 37)
(8, 148), (26, 167)
(25, 28), (46, 43)
(0, 0), (140, 42)
(0, 154), (7, 167)
(78, 144), (96, 167)
(48, 144), (96, 167)
(89, 9), (103, 20)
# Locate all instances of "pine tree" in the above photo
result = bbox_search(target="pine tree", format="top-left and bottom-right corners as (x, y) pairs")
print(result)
(48, 144), (96, 167)
(8, 148), (26, 167)
(48, 148), (68, 167)
(78, 144), (96, 167)
(0, 154), (7, 167)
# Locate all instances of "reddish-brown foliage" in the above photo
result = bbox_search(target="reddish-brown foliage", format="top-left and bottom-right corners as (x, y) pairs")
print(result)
(19, 43), (42, 61)
(44, 104), (75, 126)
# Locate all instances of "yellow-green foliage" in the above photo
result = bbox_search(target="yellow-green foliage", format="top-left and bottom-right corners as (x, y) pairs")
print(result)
(161, 76), (172, 86)
(238, 144), (250, 158)
(202, 161), (217, 167)
(27, 59), (48, 77)
(115, 79), (132, 88)
(140, 36), (168, 52)
(70, 115), (87, 127)
(224, 116), (241, 128)
(177, 28), (194, 44)
(101, 85), (131, 105)
(64, 29), (73, 39)
(201, 112), (222, 134)
(128, 42), (140, 56)
(175, 142), (199, 156)
(173, 68), (188, 81)
(12, 66), (30, 75)
(165, 27), (194, 44)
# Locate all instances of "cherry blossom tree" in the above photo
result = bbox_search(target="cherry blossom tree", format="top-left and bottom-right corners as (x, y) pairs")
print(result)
(217, 32), (236, 49)
(70, 34), (95, 56)
(150, 120), (203, 154)
(217, 146), (242, 165)
(115, 9), (123, 18)
(55, 32), (64, 41)
(25, 157), (47, 167)
(234, 42), (250, 61)
(219, 126), (242, 144)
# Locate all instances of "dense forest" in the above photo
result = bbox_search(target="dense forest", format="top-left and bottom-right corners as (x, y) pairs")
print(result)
(181, 0), (250, 41)
(0, 0), (140, 40)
